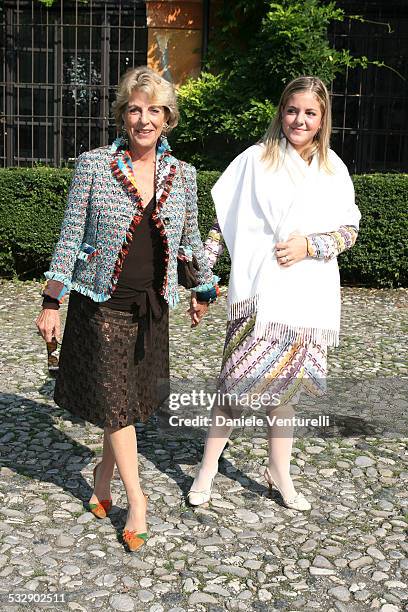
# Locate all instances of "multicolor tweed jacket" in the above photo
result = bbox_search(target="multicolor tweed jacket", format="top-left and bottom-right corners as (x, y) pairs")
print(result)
(44, 139), (218, 307)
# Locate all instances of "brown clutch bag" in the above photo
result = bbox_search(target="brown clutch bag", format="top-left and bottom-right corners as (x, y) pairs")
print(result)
(177, 254), (200, 289)
(46, 338), (60, 378)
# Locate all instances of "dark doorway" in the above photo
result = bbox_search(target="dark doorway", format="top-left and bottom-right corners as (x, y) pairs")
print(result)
(330, 0), (408, 173)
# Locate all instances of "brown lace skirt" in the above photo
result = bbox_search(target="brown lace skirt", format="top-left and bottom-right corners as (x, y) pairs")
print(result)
(54, 291), (169, 428)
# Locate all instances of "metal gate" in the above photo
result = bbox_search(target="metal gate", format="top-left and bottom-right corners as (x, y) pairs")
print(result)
(1, 0), (147, 167)
(329, 0), (408, 173)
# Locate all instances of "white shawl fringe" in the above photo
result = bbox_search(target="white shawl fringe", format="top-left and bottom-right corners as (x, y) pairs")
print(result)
(228, 294), (259, 320)
(254, 320), (339, 347)
(228, 295), (339, 346)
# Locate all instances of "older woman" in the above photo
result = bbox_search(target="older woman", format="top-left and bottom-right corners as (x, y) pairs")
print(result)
(188, 76), (361, 511)
(36, 66), (218, 552)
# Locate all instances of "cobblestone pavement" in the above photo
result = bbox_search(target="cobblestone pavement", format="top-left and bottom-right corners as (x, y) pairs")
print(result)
(0, 280), (407, 612)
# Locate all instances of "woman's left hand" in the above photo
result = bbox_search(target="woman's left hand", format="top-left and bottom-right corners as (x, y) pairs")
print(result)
(275, 234), (308, 267)
(187, 293), (209, 327)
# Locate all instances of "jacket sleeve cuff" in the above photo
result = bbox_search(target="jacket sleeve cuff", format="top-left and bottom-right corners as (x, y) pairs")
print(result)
(43, 275), (70, 302)
(195, 283), (220, 304)
(192, 274), (221, 293)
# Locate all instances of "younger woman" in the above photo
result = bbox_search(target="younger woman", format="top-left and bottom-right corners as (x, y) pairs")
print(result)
(188, 76), (361, 510)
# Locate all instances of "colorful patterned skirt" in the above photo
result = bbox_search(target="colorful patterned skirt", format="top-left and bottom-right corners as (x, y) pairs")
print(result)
(218, 315), (327, 409)
(54, 291), (169, 429)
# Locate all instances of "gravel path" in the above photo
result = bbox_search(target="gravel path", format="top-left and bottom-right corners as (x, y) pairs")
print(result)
(0, 281), (407, 612)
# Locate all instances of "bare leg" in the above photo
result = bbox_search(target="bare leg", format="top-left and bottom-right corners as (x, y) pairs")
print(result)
(190, 404), (234, 491)
(107, 424), (146, 533)
(267, 403), (297, 499)
(89, 427), (115, 504)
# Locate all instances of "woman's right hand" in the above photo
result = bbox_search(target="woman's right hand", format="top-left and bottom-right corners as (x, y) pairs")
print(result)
(187, 294), (208, 327)
(36, 309), (61, 343)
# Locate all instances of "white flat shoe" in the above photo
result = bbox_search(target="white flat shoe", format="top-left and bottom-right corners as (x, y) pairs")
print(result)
(264, 467), (311, 511)
(187, 474), (216, 506)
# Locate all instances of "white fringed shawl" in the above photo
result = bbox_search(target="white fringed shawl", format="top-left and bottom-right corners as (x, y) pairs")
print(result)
(211, 140), (361, 347)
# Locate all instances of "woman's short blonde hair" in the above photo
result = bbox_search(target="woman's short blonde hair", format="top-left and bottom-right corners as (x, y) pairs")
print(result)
(112, 66), (179, 132)
(261, 76), (333, 173)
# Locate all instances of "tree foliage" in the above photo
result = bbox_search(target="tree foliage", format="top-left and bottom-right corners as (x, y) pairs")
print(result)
(174, 73), (276, 169)
(171, 0), (375, 168)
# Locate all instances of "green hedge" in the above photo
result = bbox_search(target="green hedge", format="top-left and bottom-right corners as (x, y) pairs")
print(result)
(0, 168), (72, 277)
(0, 168), (406, 288)
(341, 174), (407, 288)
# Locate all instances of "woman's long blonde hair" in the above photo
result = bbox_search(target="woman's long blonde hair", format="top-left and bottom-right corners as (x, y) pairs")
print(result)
(261, 76), (333, 173)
